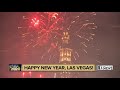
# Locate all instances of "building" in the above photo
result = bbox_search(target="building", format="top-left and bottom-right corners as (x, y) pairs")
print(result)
(56, 31), (72, 78)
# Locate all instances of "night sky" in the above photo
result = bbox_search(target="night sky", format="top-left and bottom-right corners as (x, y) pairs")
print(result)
(0, 12), (120, 78)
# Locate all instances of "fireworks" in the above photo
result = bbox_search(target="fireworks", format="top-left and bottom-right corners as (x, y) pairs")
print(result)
(19, 12), (64, 48)
(18, 12), (98, 78)
(29, 71), (32, 78)
(62, 12), (97, 62)
(39, 74), (42, 78)
(22, 72), (44, 78)
(22, 72), (25, 78)
(18, 12), (97, 61)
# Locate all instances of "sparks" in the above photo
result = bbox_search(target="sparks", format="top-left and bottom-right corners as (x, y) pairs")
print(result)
(31, 18), (40, 27)
(75, 51), (79, 57)
(73, 54), (77, 61)
(83, 49), (87, 54)
(81, 42), (87, 48)
(22, 72), (25, 78)
(96, 60), (102, 64)
(39, 74), (42, 78)
(18, 12), (97, 78)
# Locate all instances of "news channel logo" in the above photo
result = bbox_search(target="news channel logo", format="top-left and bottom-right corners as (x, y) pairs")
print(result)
(9, 64), (21, 71)
(96, 65), (113, 71)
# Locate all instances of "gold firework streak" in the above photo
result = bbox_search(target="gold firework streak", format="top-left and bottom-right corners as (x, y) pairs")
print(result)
(75, 51), (79, 57)
(83, 49), (87, 54)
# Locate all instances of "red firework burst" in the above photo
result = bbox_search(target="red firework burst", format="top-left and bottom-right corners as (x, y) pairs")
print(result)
(20, 12), (64, 48)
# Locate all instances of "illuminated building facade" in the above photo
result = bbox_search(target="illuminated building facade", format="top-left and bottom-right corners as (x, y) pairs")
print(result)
(56, 32), (72, 78)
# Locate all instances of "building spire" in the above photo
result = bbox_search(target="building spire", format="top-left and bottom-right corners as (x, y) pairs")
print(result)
(62, 31), (70, 44)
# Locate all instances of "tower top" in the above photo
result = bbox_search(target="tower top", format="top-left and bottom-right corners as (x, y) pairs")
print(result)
(62, 31), (70, 44)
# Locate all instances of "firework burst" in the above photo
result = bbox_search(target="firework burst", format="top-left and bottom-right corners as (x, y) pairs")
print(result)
(62, 12), (97, 62)
(18, 12), (64, 48)
(18, 12), (97, 62)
